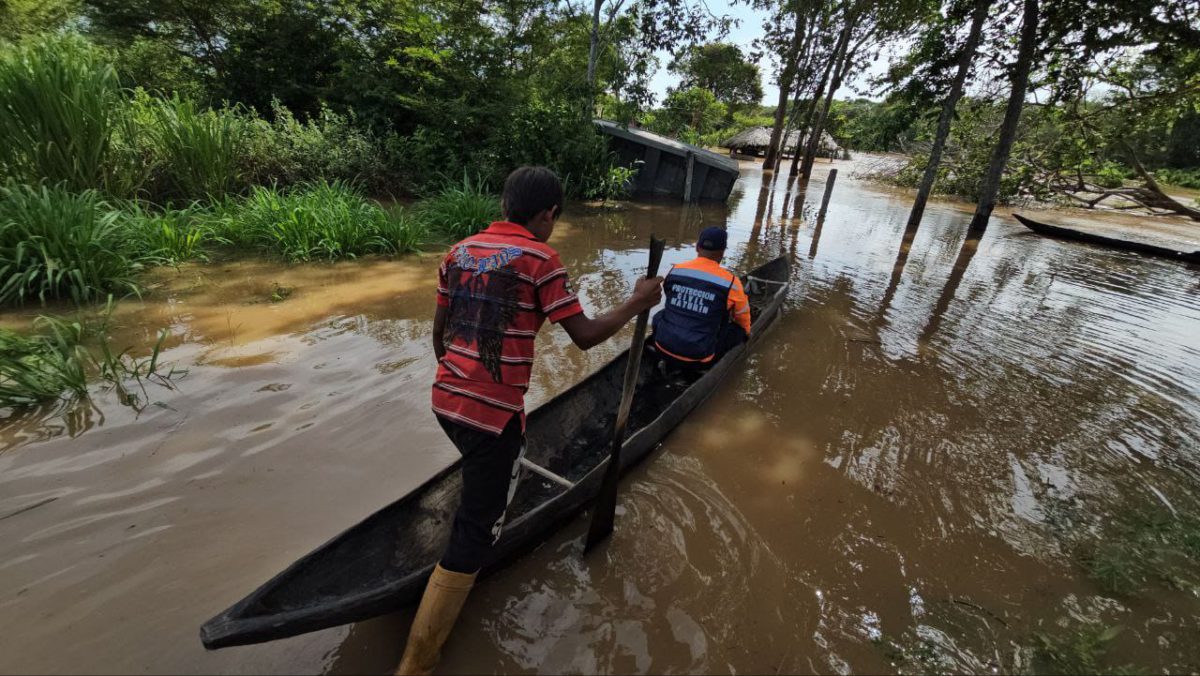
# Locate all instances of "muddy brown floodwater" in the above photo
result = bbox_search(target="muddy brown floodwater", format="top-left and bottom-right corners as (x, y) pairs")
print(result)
(2, 160), (1198, 675)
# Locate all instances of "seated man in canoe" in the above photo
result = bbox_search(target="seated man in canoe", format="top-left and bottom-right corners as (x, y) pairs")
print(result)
(399, 166), (663, 675)
(651, 226), (751, 371)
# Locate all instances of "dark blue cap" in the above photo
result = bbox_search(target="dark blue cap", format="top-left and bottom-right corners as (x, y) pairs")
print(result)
(697, 227), (728, 251)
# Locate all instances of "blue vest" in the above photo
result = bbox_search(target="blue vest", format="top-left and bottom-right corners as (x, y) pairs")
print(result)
(652, 264), (734, 361)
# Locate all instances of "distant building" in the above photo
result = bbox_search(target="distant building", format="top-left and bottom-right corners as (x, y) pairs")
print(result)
(722, 126), (845, 160)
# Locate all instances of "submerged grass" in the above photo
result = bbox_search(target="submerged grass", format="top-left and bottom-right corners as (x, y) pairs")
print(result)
(1028, 621), (1138, 675)
(1075, 504), (1200, 596)
(0, 306), (183, 410)
(0, 319), (89, 406)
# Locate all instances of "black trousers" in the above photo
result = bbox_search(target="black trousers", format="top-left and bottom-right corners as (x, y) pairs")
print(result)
(435, 415), (524, 574)
(715, 322), (748, 356)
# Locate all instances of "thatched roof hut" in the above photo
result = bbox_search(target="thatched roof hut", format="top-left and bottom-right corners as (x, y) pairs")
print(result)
(722, 126), (842, 157)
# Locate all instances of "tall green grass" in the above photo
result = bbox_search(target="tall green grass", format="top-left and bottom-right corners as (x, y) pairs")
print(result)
(216, 180), (426, 261)
(0, 310), (183, 410)
(416, 175), (502, 240)
(0, 183), (141, 306)
(142, 95), (246, 200)
(0, 319), (90, 406)
(120, 201), (217, 265)
(0, 34), (138, 193)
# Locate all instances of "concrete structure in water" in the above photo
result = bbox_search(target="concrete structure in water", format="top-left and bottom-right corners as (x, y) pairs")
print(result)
(594, 120), (740, 203)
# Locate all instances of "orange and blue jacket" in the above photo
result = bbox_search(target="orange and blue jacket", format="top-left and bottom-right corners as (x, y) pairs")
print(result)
(652, 256), (751, 363)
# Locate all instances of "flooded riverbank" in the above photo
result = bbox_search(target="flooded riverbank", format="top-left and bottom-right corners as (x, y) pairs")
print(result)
(2, 160), (1198, 674)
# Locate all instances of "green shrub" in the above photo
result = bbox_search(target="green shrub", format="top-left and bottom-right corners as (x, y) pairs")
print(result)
(120, 201), (216, 265)
(416, 175), (502, 241)
(0, 183), (140, 306)
(1153, 168), (1200, 190)
(241, 102), (395, 193)
(1093, 161), (1129, 189)
(216, 180), (425, 261)
(587, 163), (639, 202)
(140, 94), (247, 200)
(491, 101), (610, 199)
(0, 34), (141, 194)
(374, 206), (426, 255)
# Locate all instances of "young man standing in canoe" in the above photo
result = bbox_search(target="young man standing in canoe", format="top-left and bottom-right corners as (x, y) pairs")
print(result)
(397, 166), (663, 675)
(652, 226), (751, 368)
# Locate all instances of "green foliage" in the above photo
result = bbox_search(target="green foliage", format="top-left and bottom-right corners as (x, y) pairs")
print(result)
(415, 176), (502, 241)
(0, 0), (80, 41)
(139, 94), (246, 200)
(119, 201), (216, 265)
(0, 34), (139, 194)
(588, 163), (639, 202)
(0, 309), (182, 410)
(240, 102), (395, 194)
(669, 43), (763, 118)
(705, 109), (777, 149)
(827, 97), (931, 152)
(0, 12), (654, 206)
(1165, 109), (1200, 169)
(650, 87), (728, 138)
(1153, 168), (1200, 189)
(371, 205), (426, 256)
(215, 180), (425, 261)
(1029, 622), (1133, 676)
(0, 319), (89, 406)
(0, 183), (140, 306)
(488, 99), (611, 199)
(869, 98), (1048, 203)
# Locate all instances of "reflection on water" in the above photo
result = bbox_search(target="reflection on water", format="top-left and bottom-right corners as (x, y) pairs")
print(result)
(1, 159), (1199, 674)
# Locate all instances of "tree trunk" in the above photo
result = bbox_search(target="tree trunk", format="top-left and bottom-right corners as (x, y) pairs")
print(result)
(763, 83), (792, 171)
(782, 28), (830, 174)
(789, 73), (829, 176)
(764, 14), (808, 170)
(587, 0), (603, 90)
(800, 21), (853, 179)
(967, 0), (1039, 233)
(906, 0), (991, 230)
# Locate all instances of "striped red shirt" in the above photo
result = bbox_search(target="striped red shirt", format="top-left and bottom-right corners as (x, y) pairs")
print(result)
(432, 222), (584, 435)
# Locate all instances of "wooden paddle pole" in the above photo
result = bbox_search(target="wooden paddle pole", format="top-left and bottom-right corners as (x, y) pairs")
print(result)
(584, 235), (666, 553)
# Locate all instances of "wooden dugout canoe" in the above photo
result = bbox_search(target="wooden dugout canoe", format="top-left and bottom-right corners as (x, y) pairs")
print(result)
(1014, 213), (1200, 264)
(200, 256), (791, 649)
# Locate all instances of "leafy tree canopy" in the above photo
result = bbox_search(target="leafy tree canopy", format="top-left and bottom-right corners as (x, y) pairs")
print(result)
(669, 43), (764, 114)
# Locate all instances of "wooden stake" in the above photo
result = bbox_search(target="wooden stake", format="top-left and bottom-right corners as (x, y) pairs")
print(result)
(816, 169), (837, 226)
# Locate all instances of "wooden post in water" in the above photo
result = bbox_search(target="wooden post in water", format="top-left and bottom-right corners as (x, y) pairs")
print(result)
(816, 169), (837, 226)
(683, 152), (696, 202)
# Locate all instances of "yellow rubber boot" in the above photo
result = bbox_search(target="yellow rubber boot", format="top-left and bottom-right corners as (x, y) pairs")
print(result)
(396, 564), (477, 676)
